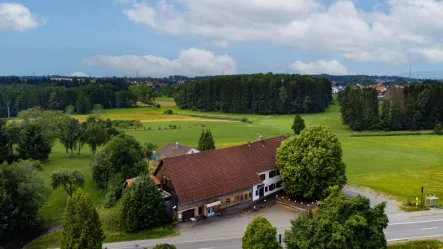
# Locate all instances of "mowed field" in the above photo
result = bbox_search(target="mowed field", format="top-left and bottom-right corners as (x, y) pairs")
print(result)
(26, 97), (443, 248)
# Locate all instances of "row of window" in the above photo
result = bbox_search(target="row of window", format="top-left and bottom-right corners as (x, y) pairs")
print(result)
(226, 193), (252, 205)
(259, 170), (280, 181)
(255, 181), (283, 196)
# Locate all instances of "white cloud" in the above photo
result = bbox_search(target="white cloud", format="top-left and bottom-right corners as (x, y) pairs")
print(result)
(120, 0), (443, 64)
(83, 48), (237, 77)
(289, 60), (350, 75)
(0, 3), (41, 32)
(70, 72), (88, 77)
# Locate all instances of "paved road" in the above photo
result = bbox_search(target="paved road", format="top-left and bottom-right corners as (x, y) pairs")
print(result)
(105, 215), (443, 249)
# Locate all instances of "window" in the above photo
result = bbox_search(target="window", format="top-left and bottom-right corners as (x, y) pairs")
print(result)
(198, 206), (203, 215)
(260, 174), (266, 181)
(244, 194), (248, 199)
(269, 171), (276, 178)
(236, 196), (239, 201)
(269, 184), (276, 191)
(276, 170), (280, 176)
(265, 186), (268, 192)
(277, 181), (282, 188)
(240, 195), (244, 201)
(226, 198), (231, 205)
(249, 193), (252, 198)
(255, 190), (259, 196)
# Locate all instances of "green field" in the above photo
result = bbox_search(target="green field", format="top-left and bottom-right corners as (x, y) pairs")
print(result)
(25, 98), (443, 248)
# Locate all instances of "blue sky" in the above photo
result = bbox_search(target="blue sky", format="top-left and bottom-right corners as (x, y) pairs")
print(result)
(2, 0), (443, 77)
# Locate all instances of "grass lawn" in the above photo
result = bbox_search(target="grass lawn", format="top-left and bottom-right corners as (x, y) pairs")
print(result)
(27, 98), (443, 248)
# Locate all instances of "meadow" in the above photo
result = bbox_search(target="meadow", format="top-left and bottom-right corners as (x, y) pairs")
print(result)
(25, 97), (443, 248)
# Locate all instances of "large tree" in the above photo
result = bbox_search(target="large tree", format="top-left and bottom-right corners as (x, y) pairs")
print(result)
(284, 186), (388, 249)
(197, 129), (215, 151)
(17, 123), (52, 161)
(120, 176), (167, 232)
(291, 115), (306, 135)
(84, 122), (108, 153)
(60, 190), (105, 249)
(50, 169), (85, 197)
(276, 125), (346, 200)
(0, 119), (12, 164)
(0, 160), (49, 241)
(242, 216), (282, 249)
(90, 133), (147, 188)
(59, 117), (81, 156)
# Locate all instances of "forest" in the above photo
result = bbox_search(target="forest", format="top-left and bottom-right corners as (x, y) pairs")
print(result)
(174, 73), (332, 114)
(339, 85), (443, 131)
(0, 77), (161, 118)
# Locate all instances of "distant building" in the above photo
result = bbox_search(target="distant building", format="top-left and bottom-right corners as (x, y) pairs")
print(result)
(50, 77), (72, 81)
(155, 142), (200, 159)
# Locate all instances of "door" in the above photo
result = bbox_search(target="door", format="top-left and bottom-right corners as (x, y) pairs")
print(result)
(182, 209), (195, 220)
(259, 188), (264, 198)
(207, 207), (215, 217)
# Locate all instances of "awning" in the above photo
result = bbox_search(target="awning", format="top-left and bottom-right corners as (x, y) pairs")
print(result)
(205, 201), (221, 208)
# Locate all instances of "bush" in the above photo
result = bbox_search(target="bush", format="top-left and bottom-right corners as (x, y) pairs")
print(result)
(163, 109), (173, 115)
(189, 114), (251, 122)
(434, 123), (443, 135)
(153, 244), (176, 249)
(104, 174), (124, 208)
(156, 104), (161, 108)
(388, 240), (443, 249)
(240, 117), (250, 123)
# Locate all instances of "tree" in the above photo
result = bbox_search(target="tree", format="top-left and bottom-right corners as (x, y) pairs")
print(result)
(59, 117), (81, 156)
(276, 125), (347, 200)
(50, 169), (85, 197)
(92, 104), (105, 119)
(284, 186), (388, 249)
(144, 142), (158, 161)
(60, 190), (105, 249)
(154, 244), (176, 249)
(3, 121), (21, 153)
(197, 129), (215, 151)
(435, 123), (443, 135)
(242, 216), (282, 249)
(76, 92), (91, 114)
(65, 105), (75, 115)
(90, 133), (147, 188)
(120, 176), (167, 232)
(0, 119), (12, 164)
(17, 123), (52, 161)
(84, 122), (108, 153)
(0, 160), (49, 240)
(291, 115), (306, 135)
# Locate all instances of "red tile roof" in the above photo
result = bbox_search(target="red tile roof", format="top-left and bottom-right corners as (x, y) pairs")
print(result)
(155, 136), (285, 205)
(124, 176), (160, 187)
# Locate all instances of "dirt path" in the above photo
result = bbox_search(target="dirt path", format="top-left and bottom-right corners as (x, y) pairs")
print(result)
(343, 185), (403, 214)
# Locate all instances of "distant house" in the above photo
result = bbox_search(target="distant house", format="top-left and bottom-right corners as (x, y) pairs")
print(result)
(376, 86), (388, 93)
(155, 142), (200, 159)
(124, 175), (161, 188)
(154, 136), (285, 222)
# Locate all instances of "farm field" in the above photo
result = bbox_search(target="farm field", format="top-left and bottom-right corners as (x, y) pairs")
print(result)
(26, 98), (443, 248)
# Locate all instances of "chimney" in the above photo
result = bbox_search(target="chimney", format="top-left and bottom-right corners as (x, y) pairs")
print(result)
(259, 135), (263, 141)
(248, 141), (251, 146)
(176, 142), (179, 149)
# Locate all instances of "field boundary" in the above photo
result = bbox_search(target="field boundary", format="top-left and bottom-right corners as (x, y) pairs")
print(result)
(350, 131), (434, 137)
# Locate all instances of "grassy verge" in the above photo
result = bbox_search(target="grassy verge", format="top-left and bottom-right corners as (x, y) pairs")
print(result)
(400, 205), (431, 212)
(351, 130), (434, 137)
(189, 114), (250, 122)
(23, 231), (61, 249)
(388, 240), (443, 249)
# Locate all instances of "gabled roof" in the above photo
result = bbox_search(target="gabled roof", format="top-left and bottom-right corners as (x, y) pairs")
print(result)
(124, 176), (160, 187)
(156, 136), (285, 205)
(156, 142), (196, 158)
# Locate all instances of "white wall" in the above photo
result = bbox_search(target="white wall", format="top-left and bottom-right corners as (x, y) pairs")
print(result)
(252, 168), (284, 201)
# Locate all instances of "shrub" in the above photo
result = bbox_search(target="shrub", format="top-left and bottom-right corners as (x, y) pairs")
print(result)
(434, 123), (443, 135)
(156, 104), (161, 108)
(240, 117), (250, 123)
(153, 244), (176, 249)
(163, 109), (173, 115)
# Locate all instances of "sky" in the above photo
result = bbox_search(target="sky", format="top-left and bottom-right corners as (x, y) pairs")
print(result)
(2, 0), (443, 78)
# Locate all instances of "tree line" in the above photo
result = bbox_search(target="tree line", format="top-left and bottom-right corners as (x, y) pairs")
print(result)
(0, 77), (165, 118)
(339, 85), (443, 131)
(175, 73), (332, 115)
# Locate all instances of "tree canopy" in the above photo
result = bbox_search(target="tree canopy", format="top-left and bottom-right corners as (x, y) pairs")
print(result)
(0, 160), (49, 241)
(175, 74), (332, 114)
(0, 119), (12, 164)
(291, 115), (306, 135)
(197, 129), (215, 151)
(153, 244), (176, 249)
(59, 117), (81, 155)
(50, 169), (85, 196)
(284, 186), (388, 249)
(17, 123), (52, 161)
(120, 176), (167, 232)
(276, 125), (347, 200)
(60, 190), (105, 249)
(242, 216), (282, 249)
(90, 133), (146, 188)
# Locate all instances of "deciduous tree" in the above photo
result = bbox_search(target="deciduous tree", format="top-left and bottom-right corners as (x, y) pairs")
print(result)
(59, 117), (81, 156)
(276, 125), (346, 200)
(0, 119), (12, 164)
(120, 176), (167, 232)
(154, 244), (177, 249)
(242, 216), (281, 249)
(60, 190), (105, 249)
(435, 123), (443, 135)
(291, 115), (305, 135)
(284, 186), (388, 249)
(50, 169), (85, 196)
(17, 123), (52, 161)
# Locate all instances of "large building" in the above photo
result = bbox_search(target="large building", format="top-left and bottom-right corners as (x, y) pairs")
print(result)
(154, 136), (285, 222)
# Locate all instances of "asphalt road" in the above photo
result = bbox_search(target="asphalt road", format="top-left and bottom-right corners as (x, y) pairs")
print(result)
(105, 216), (443, 249)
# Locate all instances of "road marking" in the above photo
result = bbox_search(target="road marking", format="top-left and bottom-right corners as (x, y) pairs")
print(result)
(389, 219), (443, 225)
(421, 227), (438, 230)
(388, 234), (443, 242)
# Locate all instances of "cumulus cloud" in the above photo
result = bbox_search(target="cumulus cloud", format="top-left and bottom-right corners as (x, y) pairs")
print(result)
(70, 72), (88, 77)
(289, 60), (350, 75)
(0, 3), (41, 32)
(119, 0), (443, 64)
(83, 48), (237, 77)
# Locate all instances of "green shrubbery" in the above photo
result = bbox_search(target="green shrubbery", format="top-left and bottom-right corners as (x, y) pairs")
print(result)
(388, 240), (443, 249)
(112, 120), (143, 130)
(189, 114), (251, 123)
